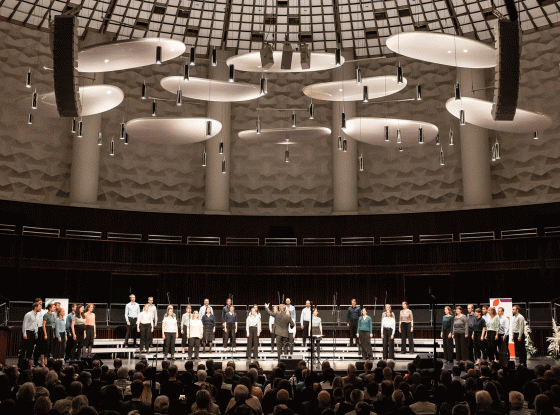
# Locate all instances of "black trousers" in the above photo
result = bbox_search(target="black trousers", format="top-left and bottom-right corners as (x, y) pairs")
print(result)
(481, 337), (488, 360)
(382, 328), (395, 359)
(42, 326), (55, 357)
(358, 330), (372, 359)
(442, 333), (454, 361)
(139, 323), (152, 351)
(312, 338), (321, 359)
(73, 325), (86, 360)
(34, 327), (44, 363)
(454, 333), (469, 361)
(400, 322), (414, 353)
(270, 331), (276, 351)
(498, 334), (510, 367)
(473, 332), (484, 361)
(513, 332), (526, 365)
(223, 323), (236, 348)
(182, 325), (189, 348)
(189, 337), (201, 359)
(487, 330), (498, 361)
(288, 333), (294, 353)
(302, 321), (310, 346)
(246, 326), (259, 359)
(163, 332), (176, 356)
(468, 331), (475, 362)
(276, 334), (288, 358)
(24, 330), (36, 359)
(349, 320), (359, 346)
(54, 333), (66, 359)
(65, 331), (74, 360)
(125, 317), (138, 346)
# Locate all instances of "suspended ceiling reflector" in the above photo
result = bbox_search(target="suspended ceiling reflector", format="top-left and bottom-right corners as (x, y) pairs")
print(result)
(386, 32), (496, 68)
(125, 117), (222, 144)
(226, 51), (344, 73)
(160, 77), (261, 102)
(238, 127), (332, 143)
(77, 38), (186, 73)
(445, 97), (552, 133)
(343, 118), (439, 147)
(303, 76), (407, 101)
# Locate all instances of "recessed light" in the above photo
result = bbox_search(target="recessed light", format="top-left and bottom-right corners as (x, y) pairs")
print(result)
(107, 90), (111, 94)
(104, 59), (109, 63)
(257, 65), (262, 68)
(339, 88), (343, 92)
(447, 50), (452, 54)
(463, 49), (468, 52)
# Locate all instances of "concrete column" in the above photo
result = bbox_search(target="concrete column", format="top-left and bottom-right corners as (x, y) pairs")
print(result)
(205, 50), (232, 214)
(458, 67), (492, 207)
(70, 32), (109, 207)
(332, 53), (358, 214)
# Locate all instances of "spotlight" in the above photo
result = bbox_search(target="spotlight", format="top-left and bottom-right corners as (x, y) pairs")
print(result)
(152, 99), (157, 116)
(533, 131), (539, 140)
(335, 48), (341, 67)
(309, 102), (314, 120)
(219, 139), (223, 154)
(202, 148), (207, 166)
(260, 77), (268, 95)
(78, 119), (83, 137)
(418, 127), (424, 144)
(184, 63), (190, 81)
(28, 113), (33, 125)
(454, 83), (461, 100)
(384, 126), (389, 142)
(416, 84), (422, 100)
(285, 146), (290, 163)
(256, 117), (261, 134)
(359, 154), (364, 171)
(26, 68), (31, 88)
(342, 138), (347, 152)
(491, 145), (496, 162)
(211, 47), (217, 66)
(337, 136), (342, 150)
(460, 110), (465, 125)
(190, 46), (196, 66)
(281, 36), (293, 70)
(449, 128), (454, 145)
(300, 43), (310, 70)
(177, 89), (182, 106)
(494, 139), (500, 160)
(207, 121), (212, 137)
(356, 68), (362, 85)
(141, 80), (147, 99)
(71, 117), (76, 133)
(260, 43), (274, 70)
(397, 129), (402, 144)
(435, 134), (440, 145)
(110, 139), (115, 156)
(341, 111), (346, 129)
(229, 64), (235, 82)
(97, 132), (103, 146)
(156, 45), (162, 64)
(439, 148), (445, 165)
(120, 120), (125, 139)
(291, 112), (296, 128)
(363, 85), (369, 103)
(399, 146), (403, 152)
(31, 89), (37, 109)
(397, 64), (403, 85)
(124, 133), (129, 145)
(222, 158), (226, 174)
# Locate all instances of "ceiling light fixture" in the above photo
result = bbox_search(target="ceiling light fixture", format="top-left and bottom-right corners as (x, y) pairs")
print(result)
(338, 136), (342, 150)
(533, 131), (539, 140)
(26, 68), (32, 88)
(341, 111), (346, 129)
(384, 125), (389, 142)
(177, 89), (182, 106)
(184, 62), (190, 81)
(211, 47), (217, 66)
(399, 146), (403, 152)
(494, 137), (500, 160)
(335, 48), (342, 67)
(152, 99), (156, 116)
(460, 109), (465, 125)
(342, 137), (347, 152)
(97, 132), (103, 146)
(291, 111), (296, 128)
(285, 145), (290, 163)
(28, 113), (33, 125)
(222, 158), (226, 174)
(124, 133), (129, 145)
(256, 117), (261, 134)
(356, 67), (362, 85)
(120, 119), (125, 139)
(397, 63), (403, 85)
(141, 80), (147, 99)
(363, 85), (369, 103)
(190, 47), (196, 66)
(207, 121), (213, 137)
(260, 77), (268, 95)
(77, 119), (83, 137)
(281, 35), (293, 70)
(202, 148), (207, 166)
(309, 102), (314, 120)
(155, 45), (162, 64)
(359, 153), (364, 171)
(416, 84), (422, 100)
(397, 128), (402, 144)
(31, 88), (37, 109)
(418, 127), (424, 144)
(435, 133), (440, 145)
(449, 128), (454, 145)
(71, 117), (76, 133)
(229, 64), (235, 82)
(219, 139), (224, 154)
(110, 138), (115, 156)
(300, 43), (310, 70)
(440, 148), (445, 165)
(491, 144), (496, 162)
(455, 82), (461, 100)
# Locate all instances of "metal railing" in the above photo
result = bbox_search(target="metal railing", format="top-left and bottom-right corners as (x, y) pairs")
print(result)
(148, 234), (182, 244)
(501, 228), (538, 239)
(264, 238), (297, 246)
(65, 230), (103, 240)
(226, 237), (260, 246)
(107, 232), (142, 242)
(22, 226), (60, 238)
(187, 236), (220, 246)
(302, 238), (336, 246)
(380, 235), (414, 245)
(459, 231), (495, 241)
(340, 237), (374, 246)
(0, 224), (16, 234)
(419, 234), (454, 243)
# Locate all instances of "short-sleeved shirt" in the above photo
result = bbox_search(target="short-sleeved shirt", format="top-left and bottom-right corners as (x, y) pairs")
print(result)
(43, 312), (56, 327)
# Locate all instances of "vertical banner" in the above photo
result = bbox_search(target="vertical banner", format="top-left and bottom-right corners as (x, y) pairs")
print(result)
(45, 298), (69, 315)
(491, 298), (514, 358)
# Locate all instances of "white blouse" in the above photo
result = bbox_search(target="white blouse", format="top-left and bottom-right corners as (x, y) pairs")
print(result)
(162, 316), (178, 333)
(188, 319), (204, 338)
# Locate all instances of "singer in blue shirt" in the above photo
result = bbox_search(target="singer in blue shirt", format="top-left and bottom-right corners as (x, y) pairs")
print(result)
(124, 294), (140, 347)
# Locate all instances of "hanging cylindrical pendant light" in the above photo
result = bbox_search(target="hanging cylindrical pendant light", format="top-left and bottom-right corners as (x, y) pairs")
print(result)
(124, 133), (129, 145)
(384, 125), (389, 142)
(31, 89), (37, 109)
(309, 102), (314, 120)
(184, 61), (190, 81)
(291, 111), (296, 128)
(256, 117), (261, 134)
(435, 134), (440, 146)
(398, 146), (403, 152)
(459, 109), (465, 125)
(71, 117), (77, 133)
(202, 148), (207, 166)
(418, 127), (424, 144)
(533, 131), (539, 140)
(359, 154), (364, 171)
(110, 139), (115, 156)
(77, 119), (83, 138)
(439, 148), (445, 165)
(397, 128), (402, 144)
(229, 64), (235, 83)
(260, 77), (267, 95)
(491, 145), (496, 162)
(97, 132), (103, 146)
(152, 99), (156, 116)
(155, 45), (162, 64)
(28, 113), (33, 125)
(219, 139), (224, 154)
(341, 111), (346, 129)
(211, 48), (217, 66)
(285, 146), (290, 163)
(26, 68), (32, 88)
(141, 80), (147, 99)
(337, 136), (342, 150)
(190, 46), (196, 66)
(363, 85), (369, 103)
(120, 120), (125, 139)
(397, 63), (403, 85)
(176, 89), (182, 106)
(342, 138), (347, 152)
(206, 121), (212, 137)
(356, 67), (362, 85)
(495, 139), (500, 160)
(454, 82), (461, 100)
(335, 48), (341, 67)
(222, 158), (226, 174)
(449, 128), (454, 145)
(416, 84), (422, 100)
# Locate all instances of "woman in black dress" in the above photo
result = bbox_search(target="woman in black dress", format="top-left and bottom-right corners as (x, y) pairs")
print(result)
(201, 306), (216, 352)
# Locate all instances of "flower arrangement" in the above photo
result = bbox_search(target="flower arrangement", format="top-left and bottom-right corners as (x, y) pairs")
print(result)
(525, 322), (538, 359)
(547, 318), (560, 362)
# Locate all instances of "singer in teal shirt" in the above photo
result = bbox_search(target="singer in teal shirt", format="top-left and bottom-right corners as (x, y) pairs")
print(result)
(356, 308), (373, 359)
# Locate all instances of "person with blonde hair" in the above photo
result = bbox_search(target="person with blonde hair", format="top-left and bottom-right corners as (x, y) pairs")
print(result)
(188, 310), (204, 360)
(486, 306), (500, 362)
(137, 304), (154, 353)
(54, 307), (67, 361)
(381, 308), (395, 360)
(84, 303), (96, 357)
(162, 306), (178, 359)
(71, 305), (86, 360)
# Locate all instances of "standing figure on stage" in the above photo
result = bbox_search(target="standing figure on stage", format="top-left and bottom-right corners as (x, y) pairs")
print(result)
(252, 304), (261, 319)
(201, 306), (216, 352)
(72, 304), (86, 360)
(381, 308), (395, 360)
(223, 306), (238, 352)
(472, 308), (487, 366)
(42, 303), (56, 366)
(481, 306), (490, 361)
(269, 305), (278, 353)
(137, 304), (154, 353)
(310, 308), (323, 360)
(347, 299), (361, 348)
(511, 305), (527, 366)
(188, 310), (203, 360)
(22, 302), (40, 360)
(441, 306), (454, 363)
(34, 299), (46, 366)
(147, 297), (157, 348)
(162, 306), (178, 360)
(181, 305), (193, 355)
(467, 304), (476, 362)
(200, 299), (214, 317)
(288, 310), (296, 356)
(301, 300), (312, 347)
(84, 304), (96, 357)
(265, 303), (294, 359)
(246, 307), (261, 359)
(486, 306), (500, 362)
(65, 304), (76, 361)
(222, 298), (231, 331)
(125, 294), (141, 348)
(497, 307), (510, 367)
(399, 302), (414, 354)
(285, 298), (296, 327)
(357, 308), (373, 360)
(452, 306), (469, 362)
(54, 307), (66, 361)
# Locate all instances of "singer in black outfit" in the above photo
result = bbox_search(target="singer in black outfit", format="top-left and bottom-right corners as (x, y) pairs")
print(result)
(347, 299), (361, 347)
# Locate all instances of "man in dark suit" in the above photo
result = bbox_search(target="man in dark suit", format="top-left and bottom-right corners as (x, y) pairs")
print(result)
(265, 303), (295, 359)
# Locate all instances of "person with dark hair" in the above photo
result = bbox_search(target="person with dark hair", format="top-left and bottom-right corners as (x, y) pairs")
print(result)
(347, 299), (361, 348)
(124, 295), (141, 348)
(496, 307), (510, 368)
(65, 304), (77, 361)
(120, 379), (152, 415)
(269, 306), (278, 353)
(399, 302), (414, 354)
(472, 309), (487, 366)
(466, 305), (477, 363)
(202, 307), (216, 353)
(441, 306), (454, 363)
(53, 381), (83, 414)
(246, 308), (261, 359)
(137, 304), (154, 353)
(453, 306), (469, 362)
(71, 305), (86, 360)
(357, 308), (373, 360)
(84, 304), (96, 357)
(381, 309), (396, 360)
(54, 307), (67, 361)
(23, 302), (41, 361)
(486, 307), (500, 363)
(162, 306), (178, 360)
(41, 303), (56, 366)
(512, 305), (527, 366)
(265, 303), (295, 359)
(223, 306), (238, 353)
